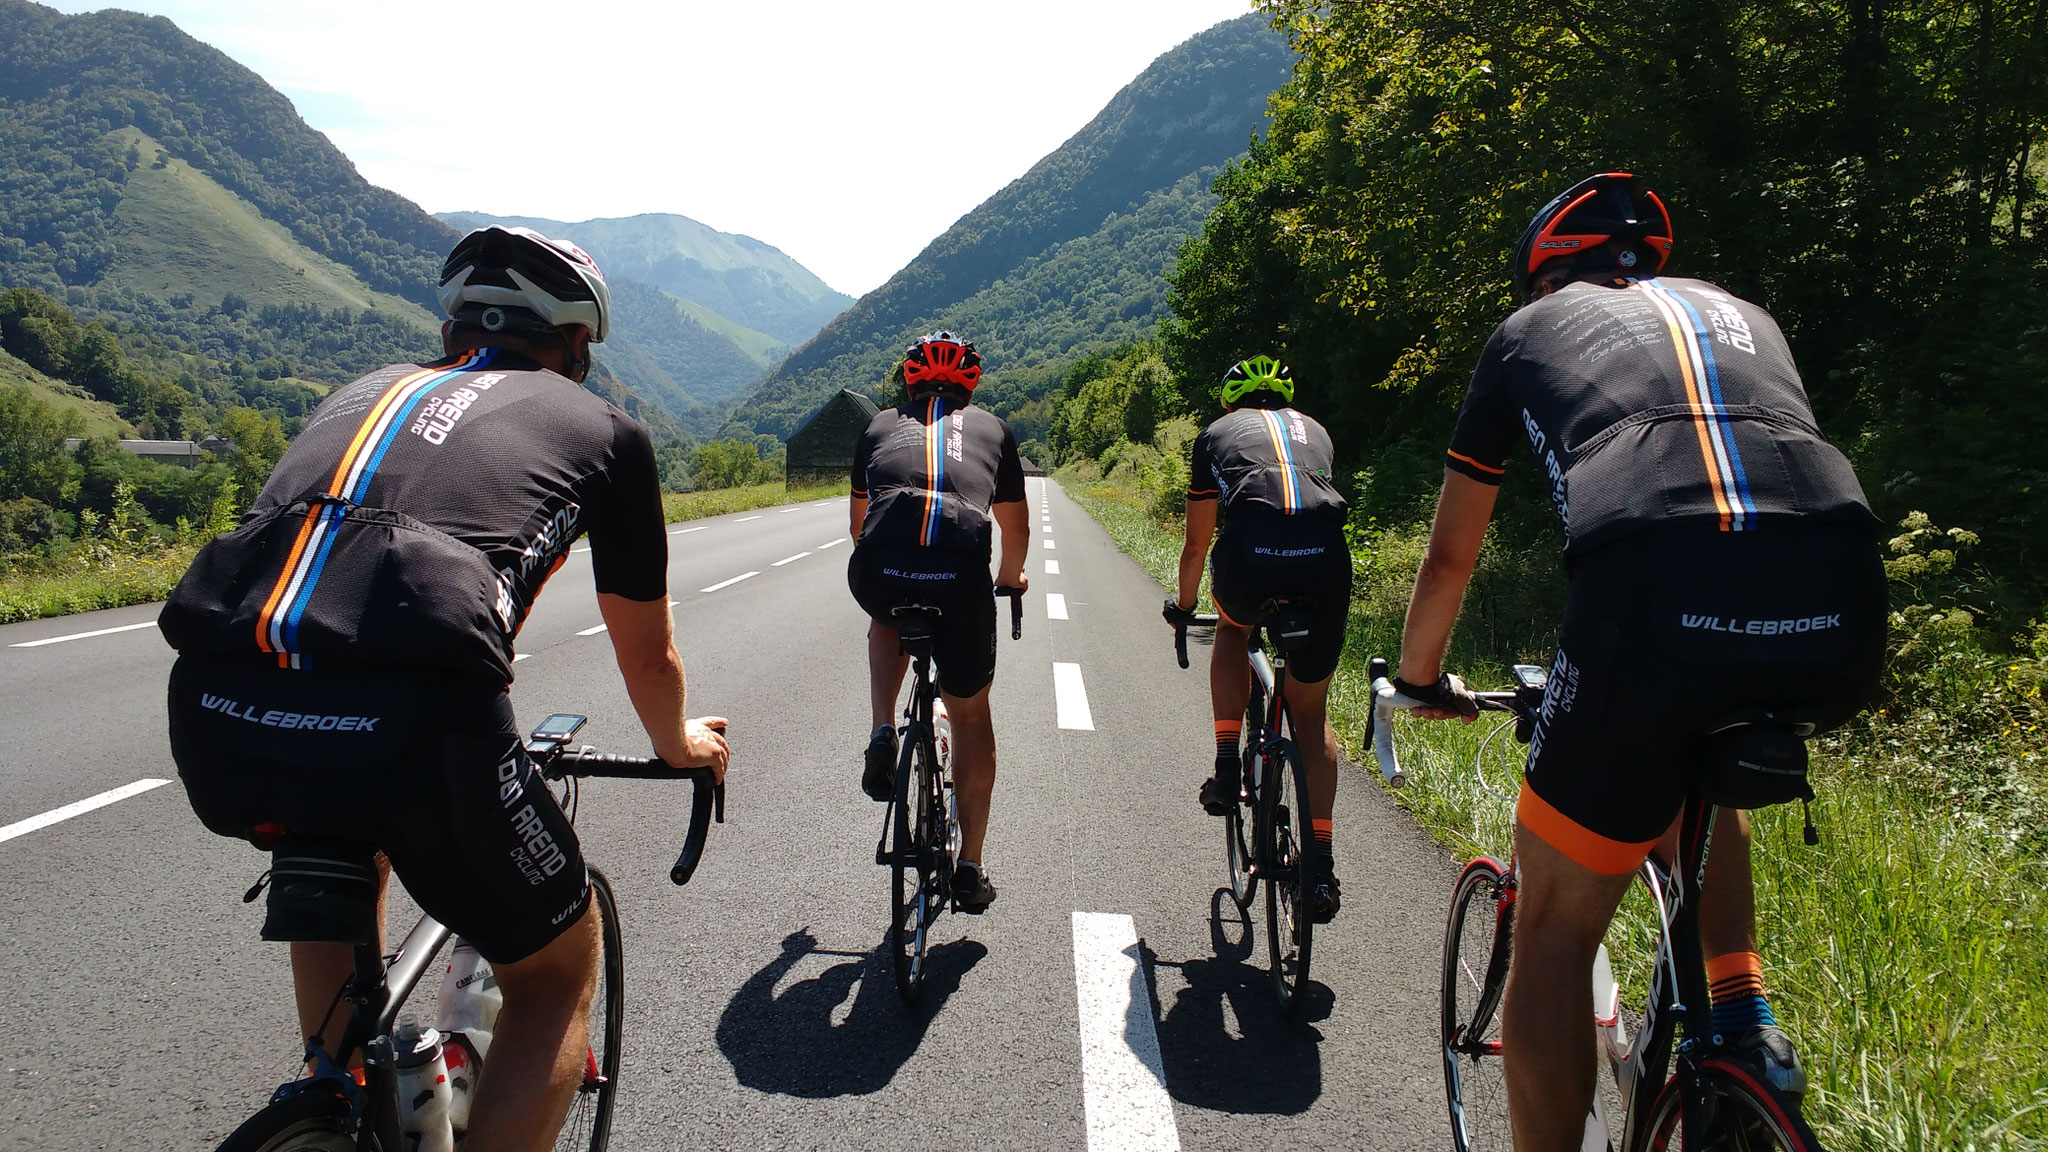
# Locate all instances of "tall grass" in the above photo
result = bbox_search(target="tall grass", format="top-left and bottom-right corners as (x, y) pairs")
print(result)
(660, 479), (847, 524)
(1060, 466), (2048, 1149)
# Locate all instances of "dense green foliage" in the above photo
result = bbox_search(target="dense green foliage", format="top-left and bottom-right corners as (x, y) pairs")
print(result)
(730, 14), (1294, 439)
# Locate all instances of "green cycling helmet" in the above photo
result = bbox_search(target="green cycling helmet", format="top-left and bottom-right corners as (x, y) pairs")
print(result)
(1221, 355), (1294, 406)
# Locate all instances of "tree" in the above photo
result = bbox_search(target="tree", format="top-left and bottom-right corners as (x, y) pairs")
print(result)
(0, 384), (83, 506)
(690, 439), (762, 489)
(215, 406), (286, 493)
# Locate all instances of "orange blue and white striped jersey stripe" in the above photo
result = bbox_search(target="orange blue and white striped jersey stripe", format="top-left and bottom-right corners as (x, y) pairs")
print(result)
(1445, 276), (1878, 556)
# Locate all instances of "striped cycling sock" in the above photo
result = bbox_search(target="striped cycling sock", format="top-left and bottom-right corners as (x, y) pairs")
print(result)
(1214, 720), (1243, 776)
(1707, 951), (1778, 1036)
(1311, 817), (1333, 856)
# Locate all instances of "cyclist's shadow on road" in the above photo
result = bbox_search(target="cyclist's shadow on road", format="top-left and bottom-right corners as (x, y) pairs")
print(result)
(716, 927), (986, 1097)
(1149, 888), (1329, 1115)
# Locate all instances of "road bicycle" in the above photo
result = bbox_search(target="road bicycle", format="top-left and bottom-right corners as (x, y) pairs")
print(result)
(1365, 657), (1827, 1151)
(1174, 600), (1362, 1016)
(215, 713), (726, 1152)
(878, 587), (1023, 1003)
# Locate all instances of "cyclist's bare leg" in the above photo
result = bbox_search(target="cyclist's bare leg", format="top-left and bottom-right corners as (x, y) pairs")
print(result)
(941, 685), (996, 863)
(1284, 676), (1338, 825)
(1208, 619), (1253, 723)
(291, 854), (390, 1069)
(867, 621), (911, 730)
(1501, 822), (1634, 1152)
(464, 899), (603, 1152)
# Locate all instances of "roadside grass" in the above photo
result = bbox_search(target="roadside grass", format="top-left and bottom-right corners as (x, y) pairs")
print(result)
(661, 479), (847, 524)
(1060, 468), (2048, 1150)
(0, 481), (853, 626)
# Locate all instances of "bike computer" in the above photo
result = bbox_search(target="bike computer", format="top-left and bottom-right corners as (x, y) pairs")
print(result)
(529, 713), (587, 743)
(1510, 664), (1547, 691)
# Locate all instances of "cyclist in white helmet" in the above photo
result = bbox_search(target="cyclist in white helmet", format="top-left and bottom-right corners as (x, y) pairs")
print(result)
(163, 225), (729, 1152)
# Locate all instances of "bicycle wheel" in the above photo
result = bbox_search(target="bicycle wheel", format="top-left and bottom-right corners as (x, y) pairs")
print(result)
(1224, 722), (1258, 909)
(1442, 856), (1514, 1152)
(554, 867), (624, 1151)
(1262, 735), (1314, 1015)
(890, 725), (940, 1002)
(1636, 1058), (1821, 1151)
(216, 1086), (374, 1152)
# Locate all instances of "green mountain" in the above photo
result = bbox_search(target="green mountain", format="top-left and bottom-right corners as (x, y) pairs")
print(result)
(730, 14), (1293, 438)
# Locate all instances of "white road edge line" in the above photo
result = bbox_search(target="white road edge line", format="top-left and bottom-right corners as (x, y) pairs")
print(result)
(670, 525), (709, 535)
(513, 654), (531, 662)
(1045, 559), (1061, 575)
(1053, 662), (1094, 730)
(576, 624), (609, 636)
(735, 515), (763, 523)
(9, 620), (159, 648)
(1047, 593), (1069, 620)
(1071, 911), (1181, 1152)
(817, 538), (847, 549)
(0, 779), (172, 845)
(772, 552), (811, 567)
(702, 571), (759, 593)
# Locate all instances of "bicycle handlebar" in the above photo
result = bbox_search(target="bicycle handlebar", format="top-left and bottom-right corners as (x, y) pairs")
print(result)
(544, 749), (726, 886)
(997, 585), (1025, 639)
(1171, 610), (1221, 669)
(1365, 656), (1522, 790)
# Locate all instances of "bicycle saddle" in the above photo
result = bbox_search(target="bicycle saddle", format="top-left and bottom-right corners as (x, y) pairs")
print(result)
(889, 603), (944, 646)
(1690, 705), (1822, 812)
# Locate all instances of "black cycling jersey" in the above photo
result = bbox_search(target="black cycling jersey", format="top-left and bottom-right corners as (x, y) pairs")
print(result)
(1446, 277), (1879, 556)
(159, 349), (667, 683)
(1186, 406), (1347, 522)
(852, 394), (1026, 558)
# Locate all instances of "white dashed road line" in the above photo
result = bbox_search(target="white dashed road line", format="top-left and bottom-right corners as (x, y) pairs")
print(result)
(1053, 662), (1094, 730)
(1047, 593), (1069, 620)
(576, 624), (609, 637)
(1045, 559), (1060, 575)
(818, 538), (846, 549)
(513, 654), (532, 662)
(1045, 540), (1057, 550)
(772, 552), (811, 567)
(735, 515), (763, 523)
(670, 525), (709, 535)
(702, 571), (759, 593)
(1071, 911), (1181, 1151)
(9, 620), (159, 648)
(0, 779), (172, 845)
(1042, 523), (1054, 532)
(780, 507), (805, 514)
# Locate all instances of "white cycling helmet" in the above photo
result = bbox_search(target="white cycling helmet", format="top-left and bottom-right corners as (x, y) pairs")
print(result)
(437, 225), (611, 343)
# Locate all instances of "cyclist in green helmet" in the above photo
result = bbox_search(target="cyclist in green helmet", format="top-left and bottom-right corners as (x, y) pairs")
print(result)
(1165, 355), (1351, 922)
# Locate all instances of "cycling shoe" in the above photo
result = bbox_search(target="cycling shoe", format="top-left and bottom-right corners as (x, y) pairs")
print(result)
(1726, 1024), (1807, 1100)
(1198, 772), (1239, 816)
(953, 861), (997, 913)
(862, 725), (897, 802)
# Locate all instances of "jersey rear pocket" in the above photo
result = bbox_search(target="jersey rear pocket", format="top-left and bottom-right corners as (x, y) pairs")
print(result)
(160, 498), (513, 682)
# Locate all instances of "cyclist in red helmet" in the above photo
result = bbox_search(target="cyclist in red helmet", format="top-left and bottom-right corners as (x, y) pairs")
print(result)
(1394, 173), (1884, 1148)
(847, 331), (1029, 911)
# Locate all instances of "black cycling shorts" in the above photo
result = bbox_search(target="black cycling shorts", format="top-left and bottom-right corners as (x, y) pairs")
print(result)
(1210, 515), (1352, 683)
(167, 656), (590, 963)
(848, 543), (997, 698)
(1520, 526), (1886, 873)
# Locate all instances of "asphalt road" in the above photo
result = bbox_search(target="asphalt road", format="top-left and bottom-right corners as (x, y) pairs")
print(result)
(0, 480), (1467, 1151)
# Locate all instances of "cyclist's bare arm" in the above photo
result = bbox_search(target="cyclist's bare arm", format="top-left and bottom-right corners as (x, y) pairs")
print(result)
(1174, 496), (1218, 613)
(1397, 470), (1498, 714)
(597, 591), (729, 780)
(992, 498), (1030, 591)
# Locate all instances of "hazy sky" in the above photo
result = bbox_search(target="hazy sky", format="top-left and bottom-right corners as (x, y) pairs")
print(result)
(48, 0), (1265, 296)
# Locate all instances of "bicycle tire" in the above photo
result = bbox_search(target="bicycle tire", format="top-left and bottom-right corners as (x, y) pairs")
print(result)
(1442, 856), (1514, 1152)
(216, 1086), (374, 1152)
(1224, 708), (1259, 909)
(553, 867), (624, 1152)
(1263, 735), (1314, 1015)
(1635, 1057), (1823, 1151)
(890, 724), (938, 1002)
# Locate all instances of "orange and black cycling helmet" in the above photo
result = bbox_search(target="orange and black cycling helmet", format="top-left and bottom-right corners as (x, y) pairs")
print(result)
(1511, 172), (1673, 301)
(903, 331), (983, 393)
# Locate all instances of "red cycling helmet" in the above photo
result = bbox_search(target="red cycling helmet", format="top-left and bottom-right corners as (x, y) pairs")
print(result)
(1511, 172), (1673, 300)
(903, 331), (983, 392)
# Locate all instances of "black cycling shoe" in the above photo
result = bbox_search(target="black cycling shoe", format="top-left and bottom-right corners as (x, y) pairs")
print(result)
(861, 725), (897, 802)
(1308, 857), (1341, 924)
(953, 861), (997, 913)
(1198, 772), (1239, 817)
(1726, 1024), (1808, 1100)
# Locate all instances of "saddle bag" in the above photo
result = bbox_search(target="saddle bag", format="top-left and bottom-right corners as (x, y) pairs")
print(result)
(1690, 722), (1814, 810)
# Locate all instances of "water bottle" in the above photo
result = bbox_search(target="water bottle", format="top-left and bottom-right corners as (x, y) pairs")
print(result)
(392, 1017), (455, 1152)
(436, 939), (502, 1132)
